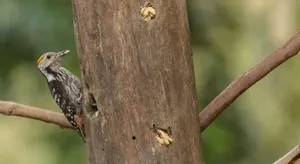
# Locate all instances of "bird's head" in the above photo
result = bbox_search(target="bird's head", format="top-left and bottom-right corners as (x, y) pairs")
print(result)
(36, 50), (70, 69)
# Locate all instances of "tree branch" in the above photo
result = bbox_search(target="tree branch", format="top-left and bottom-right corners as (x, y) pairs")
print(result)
(273, 145), (300, 164)
(0, 101), (73, 129)
(199, 31), (300, 132)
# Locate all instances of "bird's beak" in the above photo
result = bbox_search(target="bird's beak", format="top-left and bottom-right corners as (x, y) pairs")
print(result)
(36, 56), (44, 65)
(57, 50), (70, 57)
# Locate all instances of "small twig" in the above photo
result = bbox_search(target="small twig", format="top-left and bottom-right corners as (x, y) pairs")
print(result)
(0, 101), (73, 129)
(199, 31), (300, 132)
(273, 145), (300, 164)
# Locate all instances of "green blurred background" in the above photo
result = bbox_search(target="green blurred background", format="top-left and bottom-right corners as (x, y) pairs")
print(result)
(0, 0), (299, 163)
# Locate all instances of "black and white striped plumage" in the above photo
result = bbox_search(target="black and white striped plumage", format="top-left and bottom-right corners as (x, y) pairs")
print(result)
(37, 50), (85, 141)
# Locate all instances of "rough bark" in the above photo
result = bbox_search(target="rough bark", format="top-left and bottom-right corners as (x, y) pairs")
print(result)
(72, 0), (203, 163)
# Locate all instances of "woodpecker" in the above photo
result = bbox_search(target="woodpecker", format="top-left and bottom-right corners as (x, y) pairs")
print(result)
(36, 50), (85, 141)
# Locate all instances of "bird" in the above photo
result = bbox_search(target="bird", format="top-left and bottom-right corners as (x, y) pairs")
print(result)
(36, 50), (85, 141)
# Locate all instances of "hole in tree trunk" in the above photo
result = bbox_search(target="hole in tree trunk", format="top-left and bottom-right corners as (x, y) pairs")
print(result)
(86, 92), (98, 117)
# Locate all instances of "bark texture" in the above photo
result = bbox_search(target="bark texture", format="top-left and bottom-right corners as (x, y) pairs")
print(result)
(72, 0), (203, 163)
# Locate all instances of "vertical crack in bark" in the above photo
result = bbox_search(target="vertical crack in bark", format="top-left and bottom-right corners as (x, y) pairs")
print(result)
(87, 92), (99, 118)
(83, 78), (99, 118)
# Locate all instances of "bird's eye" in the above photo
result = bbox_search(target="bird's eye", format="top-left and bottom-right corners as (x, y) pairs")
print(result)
(46, 55), (51, 59)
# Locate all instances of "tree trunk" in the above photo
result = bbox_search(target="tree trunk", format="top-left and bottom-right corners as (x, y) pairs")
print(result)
(72, 0), (203, 163)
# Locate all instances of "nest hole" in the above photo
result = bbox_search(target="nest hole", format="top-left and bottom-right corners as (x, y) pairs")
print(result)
(86, 92), (99, 117)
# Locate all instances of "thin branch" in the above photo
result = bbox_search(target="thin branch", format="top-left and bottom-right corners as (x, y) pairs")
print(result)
(273, 145), (300, 164)
(199, 31), (300, 132)
(0, 101), (73, 129)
